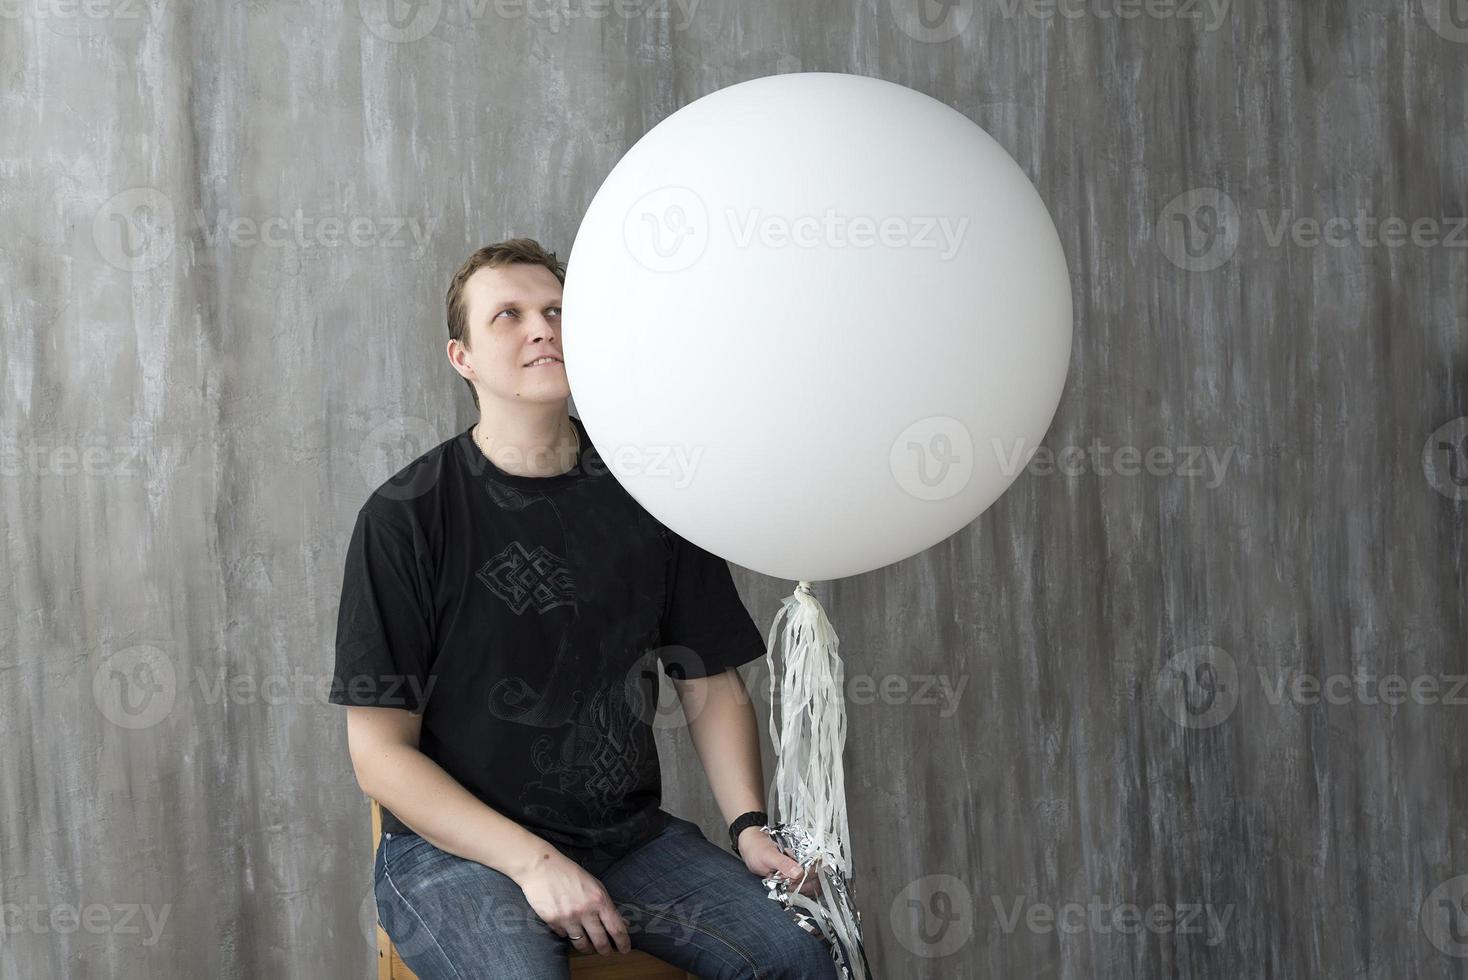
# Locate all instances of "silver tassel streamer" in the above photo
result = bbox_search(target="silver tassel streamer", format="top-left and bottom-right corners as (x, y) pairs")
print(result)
(760, 581), (874, 980)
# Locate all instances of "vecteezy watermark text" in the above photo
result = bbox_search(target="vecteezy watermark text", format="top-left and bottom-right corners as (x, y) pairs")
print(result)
(1, 437), (165, 477)
(622, 187), (971, 272)
(887, 0), (1231, 44)
(723, 209), (968, 260)
(889, 419), (1239, 501)
(1255, 667), (1468, 707)
(358, 0), (701, 42)
(991, 438), (1237, 488)
(991, 895), (1234, 945)
(1157, 645), (1468, 730)
(92, 187), (436, 272)
(887, 873), (1234, 958)
(91, 644), (438, 729)
(994, 0), (1231, 30)
(1, 897), (170, 946)
(1156, 188), (1468, 272)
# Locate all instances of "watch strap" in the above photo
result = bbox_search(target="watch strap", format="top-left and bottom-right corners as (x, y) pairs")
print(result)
(728, 810), (769, 856)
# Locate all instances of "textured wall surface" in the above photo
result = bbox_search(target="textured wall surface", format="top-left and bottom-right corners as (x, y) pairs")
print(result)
(3, 0), (1466, 977)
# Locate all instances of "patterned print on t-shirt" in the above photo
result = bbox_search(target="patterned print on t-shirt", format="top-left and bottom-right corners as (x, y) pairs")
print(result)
(476, 540), (577, 615)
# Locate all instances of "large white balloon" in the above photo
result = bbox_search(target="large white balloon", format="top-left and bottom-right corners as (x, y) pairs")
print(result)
(564, 72), (1072, 583)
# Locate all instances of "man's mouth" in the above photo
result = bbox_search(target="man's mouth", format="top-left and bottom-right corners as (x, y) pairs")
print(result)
(524, 356), (563, 368)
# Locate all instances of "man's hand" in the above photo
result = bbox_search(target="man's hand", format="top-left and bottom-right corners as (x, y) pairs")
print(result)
(737, 827), (822, 897)
(515, 851), (631, 956)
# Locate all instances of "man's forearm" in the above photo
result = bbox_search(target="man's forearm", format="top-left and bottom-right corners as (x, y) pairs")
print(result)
(360, 744), (557, 884)
(677, 668), (766, 826)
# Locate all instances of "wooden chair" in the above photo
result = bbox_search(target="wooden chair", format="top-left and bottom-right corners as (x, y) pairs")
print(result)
(370, 800), (694, 979)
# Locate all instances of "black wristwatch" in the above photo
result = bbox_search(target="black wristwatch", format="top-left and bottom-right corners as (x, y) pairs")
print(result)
(729, 810), (768, 856)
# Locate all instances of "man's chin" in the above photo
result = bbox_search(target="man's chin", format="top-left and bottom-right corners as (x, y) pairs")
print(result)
(498, 384), (571, 405)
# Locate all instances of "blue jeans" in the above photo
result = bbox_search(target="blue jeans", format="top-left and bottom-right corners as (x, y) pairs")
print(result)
(374, 810), (839, 980)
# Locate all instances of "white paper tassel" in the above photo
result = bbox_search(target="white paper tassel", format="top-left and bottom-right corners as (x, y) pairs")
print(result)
(761, 581), (873, 979)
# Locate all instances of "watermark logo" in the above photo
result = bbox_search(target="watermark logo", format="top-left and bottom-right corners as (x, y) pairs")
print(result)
(92, 188), (435, 272)
(890, 416), (974, 501)
(0, 435), (171, 478)
(1423, 417), (1468, 501)
(891, 0), (1229, 41)
(625, 646), (707, 728)
(363, 872), (708, 954)
(92, 648), (433, 729)
(624, 186), (708, 273)
(360, 0), (698, 40)
(360, 0), (442, 41)
(992, 894), (1233, 945)
(93, 187), (175, 273)
(1421, 874), (1468, 957)
(358, 416), (443, 501)
(622, 188), (969, 271)
(1, 0), (149, 39)
(1255, 667), (1468, 708)
(723, 209), (968, 260)
(361, 870), (456, 959)
(1158, 187), (1468, 271)
(1156, 645), (1239, 729)
(1421, 0), (1468, 43)
(0, 897), (171, 945)
(194, 208), (433, 251)
(993, 0), (1231, 30)
(890, 874), (975, 957)
(888, 0), (976, 43)
(91, 644), (177, 730)
(1156, 188), (1241, 272)
(1252, 212), (1468, 250)
(598, 441), (703, 489)
(359, 886), (386, 951)
(991, 437), (1237, 488)
(1157, 645), (1466, 729)
(741, 657), (970, 719)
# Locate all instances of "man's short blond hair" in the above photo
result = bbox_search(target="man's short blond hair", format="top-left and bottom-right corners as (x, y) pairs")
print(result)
(446, 238), (566, 409)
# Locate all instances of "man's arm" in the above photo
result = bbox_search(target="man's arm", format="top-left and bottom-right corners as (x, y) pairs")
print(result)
(346, 705), (556, 883)
(673, 667), (823, 895)
(671, 668), (765, 827)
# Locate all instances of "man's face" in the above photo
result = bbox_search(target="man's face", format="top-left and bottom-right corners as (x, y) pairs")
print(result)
(454, 263), (568, 406)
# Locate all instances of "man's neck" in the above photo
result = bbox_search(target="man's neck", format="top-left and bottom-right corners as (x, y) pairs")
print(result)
(472, 404), (579, 478)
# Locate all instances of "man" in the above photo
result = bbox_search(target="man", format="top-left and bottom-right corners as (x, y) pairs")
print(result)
(330, 239), (836, 979)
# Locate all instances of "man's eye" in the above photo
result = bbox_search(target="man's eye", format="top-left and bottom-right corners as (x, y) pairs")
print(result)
(496, 309), (517, 319)
(547, 307), (562, 317)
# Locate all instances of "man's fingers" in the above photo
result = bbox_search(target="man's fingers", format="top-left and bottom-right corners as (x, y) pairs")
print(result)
(769, 856), (826, 897)
(599, 906), (632, 954)
(579, 916), (615, 955)
(780, 860), (816, 894)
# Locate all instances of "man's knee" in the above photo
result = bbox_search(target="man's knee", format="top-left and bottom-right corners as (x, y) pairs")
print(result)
(762, 927), (839, 980)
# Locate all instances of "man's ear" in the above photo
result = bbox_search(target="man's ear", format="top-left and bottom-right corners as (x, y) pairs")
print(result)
(446, 337), (471, 379)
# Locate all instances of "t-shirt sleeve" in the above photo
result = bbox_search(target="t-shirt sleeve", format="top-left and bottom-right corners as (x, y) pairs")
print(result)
(658, 531), (767, 680)
(329, 507), (436, 712)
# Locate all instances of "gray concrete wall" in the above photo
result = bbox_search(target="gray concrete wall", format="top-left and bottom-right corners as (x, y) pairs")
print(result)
(3, 0), (1466, 977)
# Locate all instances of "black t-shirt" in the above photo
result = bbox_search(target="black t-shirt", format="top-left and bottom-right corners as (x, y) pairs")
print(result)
(330, 413), (767, 863)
